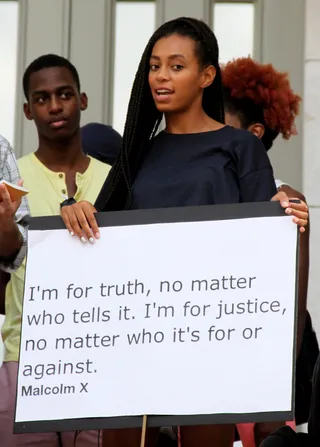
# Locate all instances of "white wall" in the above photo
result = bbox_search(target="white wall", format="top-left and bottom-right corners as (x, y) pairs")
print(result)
(303, 0), (320, 337)
(0, 1), (18, 146)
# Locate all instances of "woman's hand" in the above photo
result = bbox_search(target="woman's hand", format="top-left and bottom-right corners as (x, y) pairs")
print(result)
(61, 201), (99, 243)
(271, 189), (308, 233)
(62, 188), (309, 242)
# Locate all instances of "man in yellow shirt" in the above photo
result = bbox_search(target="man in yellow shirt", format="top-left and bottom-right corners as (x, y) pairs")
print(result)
(0, 54), (111, 446)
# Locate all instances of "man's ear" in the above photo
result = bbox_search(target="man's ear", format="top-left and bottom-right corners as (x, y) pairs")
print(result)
(200, 65), (216, 89)
(248, 122), (265, 140)
(23, 103), (33, 121)
(80, 93), (88, 112)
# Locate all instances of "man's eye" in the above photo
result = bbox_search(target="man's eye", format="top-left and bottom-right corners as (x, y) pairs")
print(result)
(61, 92), (72, 99)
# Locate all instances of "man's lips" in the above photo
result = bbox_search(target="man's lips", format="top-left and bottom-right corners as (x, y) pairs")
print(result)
(48, 118), (68, 129)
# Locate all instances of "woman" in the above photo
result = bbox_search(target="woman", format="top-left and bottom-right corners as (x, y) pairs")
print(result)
(221, 57), (315, 447)
(61, 18), (308, 447)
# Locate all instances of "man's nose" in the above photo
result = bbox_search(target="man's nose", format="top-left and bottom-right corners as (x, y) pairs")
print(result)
(49, 96), (63, 114)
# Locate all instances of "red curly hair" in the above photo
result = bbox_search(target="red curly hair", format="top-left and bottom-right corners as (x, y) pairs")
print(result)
(221, 57), (301, 141)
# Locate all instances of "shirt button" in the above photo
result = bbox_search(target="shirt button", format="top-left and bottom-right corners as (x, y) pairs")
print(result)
(59, 174), (63, 178)
(62, 189), (66, 194)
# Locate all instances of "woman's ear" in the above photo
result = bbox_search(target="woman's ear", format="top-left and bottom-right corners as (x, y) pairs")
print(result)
(200, 65), (216, 89)
(248, 123), (265, 140)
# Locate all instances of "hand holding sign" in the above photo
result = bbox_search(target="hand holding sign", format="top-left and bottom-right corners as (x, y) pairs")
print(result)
(60, 190), (309, 242)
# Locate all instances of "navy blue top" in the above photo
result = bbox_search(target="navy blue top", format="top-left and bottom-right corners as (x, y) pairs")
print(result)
(81, 123), (122, 166)
(130, 126), (277, 210)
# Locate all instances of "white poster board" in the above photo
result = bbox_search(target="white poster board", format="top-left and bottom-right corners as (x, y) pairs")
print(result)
(15, 202), (298, 433)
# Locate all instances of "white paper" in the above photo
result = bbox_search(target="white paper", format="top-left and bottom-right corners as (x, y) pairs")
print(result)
(15, 214), (297, 423)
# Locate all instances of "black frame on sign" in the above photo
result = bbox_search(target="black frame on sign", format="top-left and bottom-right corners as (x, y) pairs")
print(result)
(14, 201), (299, 434)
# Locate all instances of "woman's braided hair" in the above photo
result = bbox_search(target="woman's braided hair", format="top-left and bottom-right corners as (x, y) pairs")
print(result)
(95, 17), (224, 212)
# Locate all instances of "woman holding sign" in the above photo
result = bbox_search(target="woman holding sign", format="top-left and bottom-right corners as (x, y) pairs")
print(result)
(222, 57), (315, 447)
(61, 17), (309, 447)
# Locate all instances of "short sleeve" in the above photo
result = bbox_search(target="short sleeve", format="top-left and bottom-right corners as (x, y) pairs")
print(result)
(275, 179), (290, 190)
(234, 132), (277, 202)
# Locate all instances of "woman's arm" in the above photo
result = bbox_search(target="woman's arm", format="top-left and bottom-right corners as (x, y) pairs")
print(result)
(236, 133), (308, 230)
(279, 185), (309, 355)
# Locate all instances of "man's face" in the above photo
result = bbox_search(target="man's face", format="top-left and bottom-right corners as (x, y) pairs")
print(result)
(24, 66), (87, 141)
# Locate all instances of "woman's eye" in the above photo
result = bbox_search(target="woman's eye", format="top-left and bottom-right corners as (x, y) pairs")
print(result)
(172, 64), (183, 71)
(150, 64), (159, 71)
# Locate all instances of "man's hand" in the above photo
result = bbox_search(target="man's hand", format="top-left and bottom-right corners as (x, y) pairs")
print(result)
(0, 182), (22, 224)
(0, 182), (23, 259)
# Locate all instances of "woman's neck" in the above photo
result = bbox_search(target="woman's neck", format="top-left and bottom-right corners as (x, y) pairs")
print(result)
(164, 107), (224, 134)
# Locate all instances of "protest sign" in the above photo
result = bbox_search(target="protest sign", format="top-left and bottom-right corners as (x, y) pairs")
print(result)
(14, 202), (298, 433)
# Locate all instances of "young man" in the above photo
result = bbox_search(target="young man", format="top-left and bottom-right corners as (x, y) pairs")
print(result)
(0, 54), (110, 446)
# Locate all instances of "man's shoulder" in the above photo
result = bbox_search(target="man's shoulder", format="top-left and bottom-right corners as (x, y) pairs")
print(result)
(0, 135), (21, 185)
(17, 153), (34, 169)
(0, 134), (13, 151)
(0, 135), (15, 169)
(89, 156), (111, 176)
(17, 154), (41, 185)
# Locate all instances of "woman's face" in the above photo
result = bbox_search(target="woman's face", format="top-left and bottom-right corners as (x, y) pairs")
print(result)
(148, 34), (214, 114)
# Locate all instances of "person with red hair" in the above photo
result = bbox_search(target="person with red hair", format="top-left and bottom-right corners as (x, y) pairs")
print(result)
(222, 57), (300, 151)
(222, 57), (316, 447)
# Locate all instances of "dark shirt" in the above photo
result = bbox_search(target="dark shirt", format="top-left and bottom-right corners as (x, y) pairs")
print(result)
(81, 122), (122, 166)
(260, 427), (311, 447)
(130, 126), (277, 210)
(308, 349), (320, 443)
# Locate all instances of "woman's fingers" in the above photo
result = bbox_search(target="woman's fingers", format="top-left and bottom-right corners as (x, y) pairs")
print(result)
(272, 192), (309, 232)
(62, 205), (84, 240)
(83, 203), (100, 239)
(61, 206), (75, 236)
(61, 201), (100, 242)
(285, 199), (309, 233)
(271, 190), (289, 206)
(285, 199), (308, 232)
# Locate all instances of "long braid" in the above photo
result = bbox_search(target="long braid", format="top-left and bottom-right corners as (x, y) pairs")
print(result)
(122, 49), (162, 208)
(95, 17), (225, 212)
(95, 41), (161, 211)
(181, 17), (224, 124)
